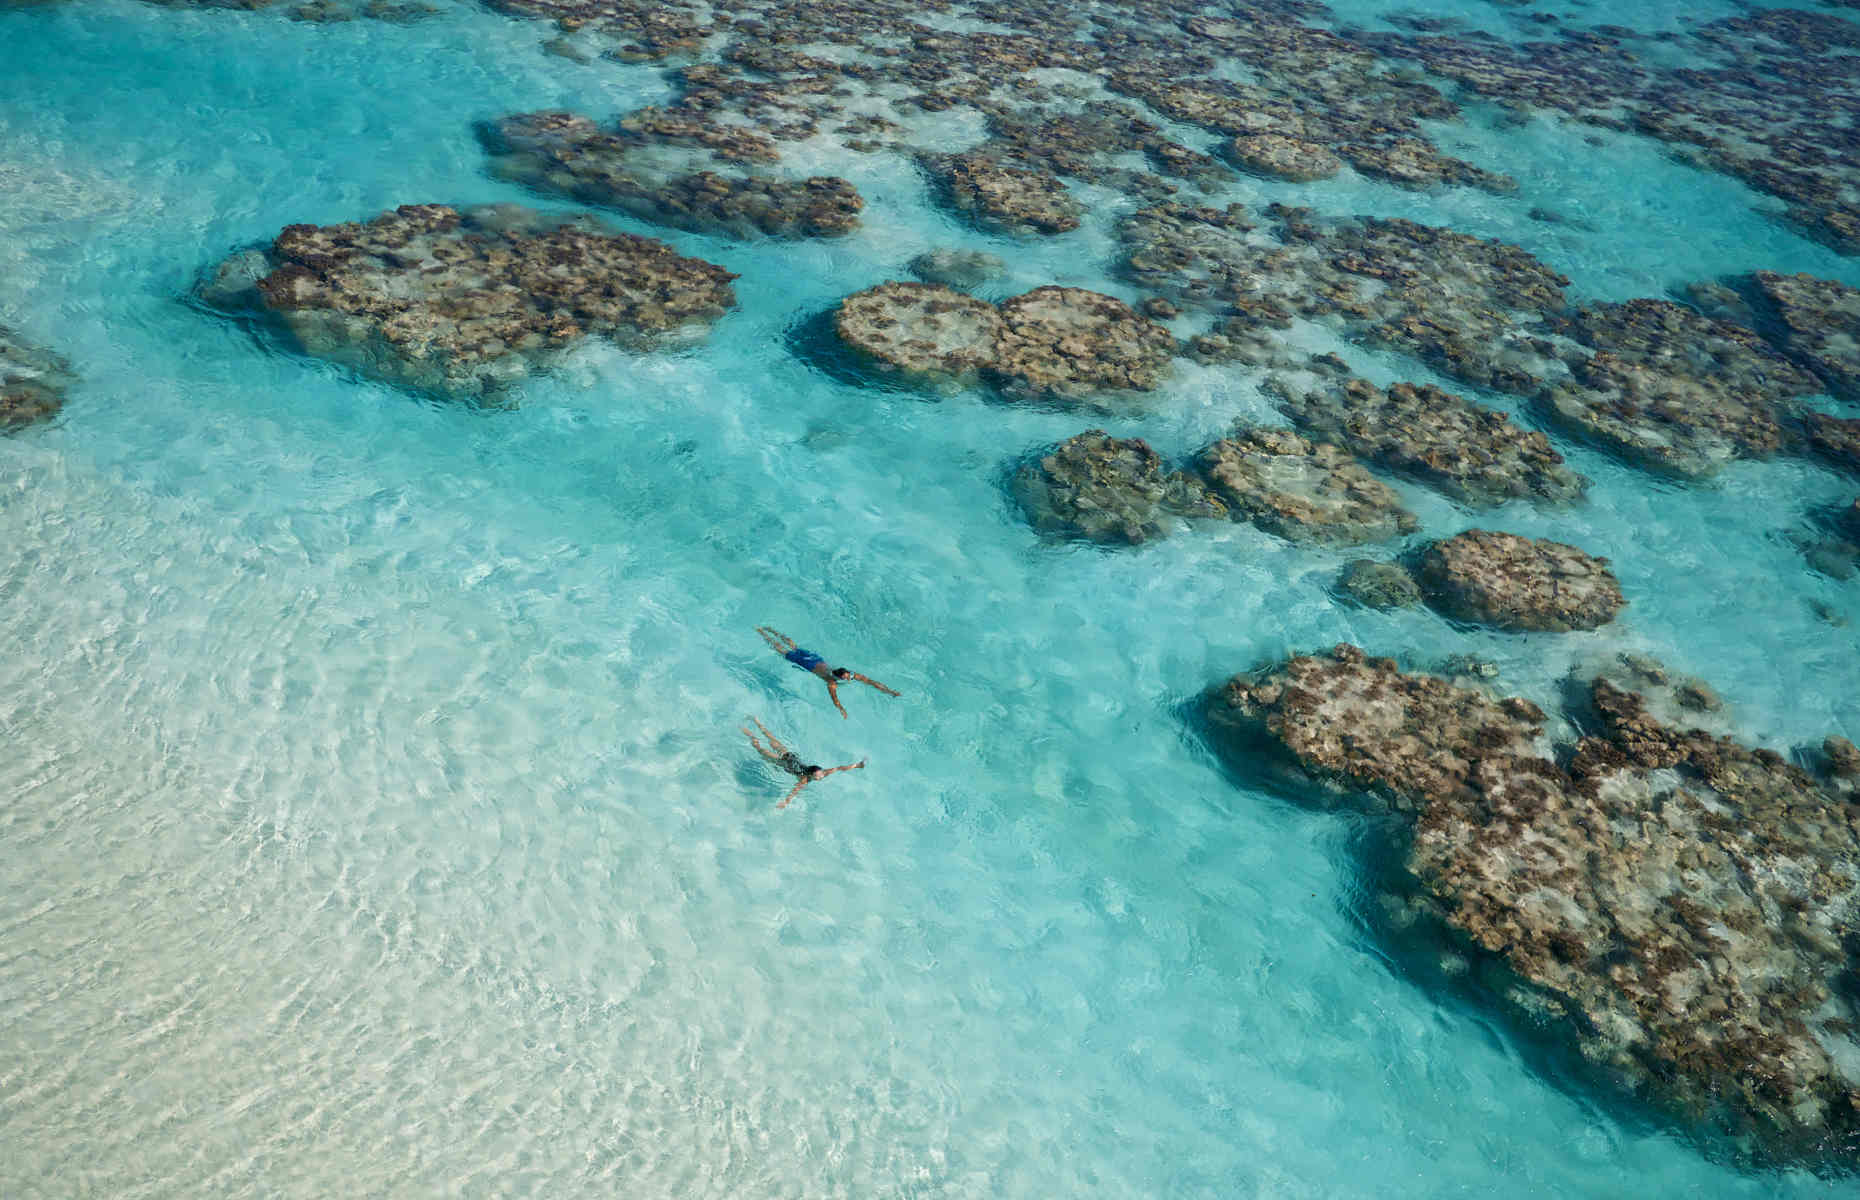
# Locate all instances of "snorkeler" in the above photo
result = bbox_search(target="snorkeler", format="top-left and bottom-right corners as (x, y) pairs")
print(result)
(755, 626), (900, 719)
(740, 717), (866, 808)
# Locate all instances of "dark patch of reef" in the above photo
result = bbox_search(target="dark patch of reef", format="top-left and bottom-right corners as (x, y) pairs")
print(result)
(467, 0), (1519, 230)
(1266, 369), (1587, 506)
(1123, 202), (1860, 479)
(1356, 10), (1860, 256)
(199, 203), (736, 400)
(0, 325), (73, 433)
(1194, 428), (1417, 545)
(1207, 644), (1860, 1159)
(831, 282), (1175, 401)
(1416, 528), (1624, 633)
(1011, 430), (1224, 545)
(481, 110), (863, 240)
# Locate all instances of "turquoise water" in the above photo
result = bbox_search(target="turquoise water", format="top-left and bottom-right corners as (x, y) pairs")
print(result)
(2, 1), (1859, 1195)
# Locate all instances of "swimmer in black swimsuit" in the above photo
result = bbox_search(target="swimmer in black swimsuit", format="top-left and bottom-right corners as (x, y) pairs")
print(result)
(755, 626), (900, 719)
(740, 716), (866, 808)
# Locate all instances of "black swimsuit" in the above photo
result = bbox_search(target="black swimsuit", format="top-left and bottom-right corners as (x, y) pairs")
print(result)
(776, 750), (811, 776)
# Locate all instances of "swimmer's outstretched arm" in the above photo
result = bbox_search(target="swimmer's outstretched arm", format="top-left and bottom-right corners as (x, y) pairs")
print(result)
(775, 761), (863, 809)
(825, 680), (849, 719)
(846, 671), (899, 697)
(755, 626), (796, 654)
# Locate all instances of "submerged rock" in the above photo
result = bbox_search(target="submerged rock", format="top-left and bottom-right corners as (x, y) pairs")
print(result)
(1807, 411), (1860, 475)
(1336, 558), (1422, 608)
(1417, 528), (1624, 631)
(907, 248), (1005, 290)
(1121, 204), (1571, 396)
(1122, 206), (1859, 480)
(830, 282), (1173, 400)
(481, 110), (863, 239)
(1012, 429), (1225, 545)
(1577, 651), (1733, 735)
(1225, 134), (1342, 182)
(1268, 373), (1587, 505)
(201, 203), (737, 399)
(1194, 429), (1419, 544)
(1337, 136), (1515, 192)
(0, 325), (73, 433)
(922, 151), (1081, 237)
(1207, 644), (1860, 1152)
(1746, 271), (1860, 403)
(990, 287), (1175, 399)
(1537, 300), (1820, 478)
(1800, 497), (1860, 579)
(831, 282), (1003, 389)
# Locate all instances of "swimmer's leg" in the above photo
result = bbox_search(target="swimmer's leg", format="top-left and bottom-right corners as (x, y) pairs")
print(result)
(741, 723), (780, 763)
(750, 716), (790, 756)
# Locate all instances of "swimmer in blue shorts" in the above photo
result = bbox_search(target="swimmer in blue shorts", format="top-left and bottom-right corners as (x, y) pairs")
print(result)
(756, 626), (900, 719)
(740, 717), (865, 808)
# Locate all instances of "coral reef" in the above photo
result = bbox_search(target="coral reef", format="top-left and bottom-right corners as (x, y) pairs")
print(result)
(831, 282), (1173, 400)
(1120, 203), (1572, 395)
(1124, 203), (1845, 478)
(1744, 271), (1860, 403)
(1207, 644), (1860, 1153)
(481, 110), (863, 239)
(921, 151), (1081, 236)
(1012, 429), (1225, 545)
(0, 324), (73, 433)
(1336, 559), (1421, 609)
(200, 203), (737, 399)
(1359, 12), (1860, 255)
(1193, 429), (1418, 545)
(991, 287), (1175, 399)
(1807, 412), (1860, 476)
(907, 249), (1005, 290)
(830, 282), (1003, 390)
(1267, 372), (1587, 506)
(1538, 301), (1819, 478)
(1225, 134), (1342, 183)
(1417, 529), (1625, 632)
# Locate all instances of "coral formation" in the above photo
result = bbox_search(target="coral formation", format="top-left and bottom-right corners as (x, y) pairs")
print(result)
(1336, 559), (1422, 609)
(831, 282), (1173, 400)
(921, 151), (1081, 237)
(0, 324), (73, 433)
(200, 203), (737, 399)
(1208, 645), (1860, 1153)
(1417, 529), (1625, 632)
(830, 282), (1003, 390)
(481, 110), (863, 239)
(907, 249), (1005, 290)
(1193, 429), (1418, 545)
(1268, 372), (1587, 506)
(1012, 429), (1225, 545)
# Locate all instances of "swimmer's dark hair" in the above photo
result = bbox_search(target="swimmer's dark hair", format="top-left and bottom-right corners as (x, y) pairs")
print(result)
(832, 667), (852, 679)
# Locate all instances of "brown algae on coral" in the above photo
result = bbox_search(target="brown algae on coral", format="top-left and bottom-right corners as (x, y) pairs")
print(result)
(199, 203), (737, 400)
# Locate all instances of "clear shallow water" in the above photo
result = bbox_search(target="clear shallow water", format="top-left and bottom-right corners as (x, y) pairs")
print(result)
(2, 2), (1859, 1197)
